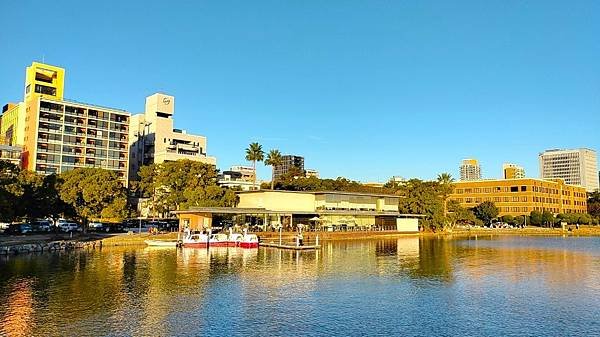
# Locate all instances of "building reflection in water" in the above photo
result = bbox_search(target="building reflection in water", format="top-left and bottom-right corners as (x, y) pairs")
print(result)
(0, 280), (36, 337)
(0, 236), (599, 336)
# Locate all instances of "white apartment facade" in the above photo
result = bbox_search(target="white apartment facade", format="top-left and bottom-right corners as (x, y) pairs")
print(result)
(128, 93), (216, 179)
(539, 148), (599, 193)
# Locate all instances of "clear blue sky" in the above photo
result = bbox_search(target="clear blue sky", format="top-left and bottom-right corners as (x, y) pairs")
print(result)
(1, 1), (599, 182)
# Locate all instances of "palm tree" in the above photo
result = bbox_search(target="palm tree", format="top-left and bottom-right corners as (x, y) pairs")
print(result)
(245, 142), (264, 189)
(437, 173), (455, 217)
(265, 149), (283, 190)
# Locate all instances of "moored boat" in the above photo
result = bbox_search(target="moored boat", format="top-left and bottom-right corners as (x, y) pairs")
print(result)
(182, 233), (209, 248)
(239, 234), (259, 248)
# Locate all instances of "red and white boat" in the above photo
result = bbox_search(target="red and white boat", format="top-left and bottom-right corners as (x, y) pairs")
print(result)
(182, 233), (209, 248)
(238, 234), (259, 248)
(183, 231), (259, 248)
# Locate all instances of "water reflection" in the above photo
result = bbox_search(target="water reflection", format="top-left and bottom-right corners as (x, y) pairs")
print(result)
(0, 236), (599, 336)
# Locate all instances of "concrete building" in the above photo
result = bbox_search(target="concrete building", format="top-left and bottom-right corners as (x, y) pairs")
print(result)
(460, 159), (481, 181)
(449, 178), (588, 216)
(273, 155), (304, 180)
(539, 148), (599, 192)
(229, 165), (255, 182)
(1, 62), (130, 181)
(0, 103), (26, 146)
(503, 163), (525, 179)
(305, 168), (319, 178)
(128, 93), (216, 179)
(176, 190), (419, 232)
(217, 170), (257, 191)
(0, 144), (23, 166)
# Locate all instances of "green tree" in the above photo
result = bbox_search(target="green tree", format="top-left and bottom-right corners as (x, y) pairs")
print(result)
(139, 160), (237, 214)
(182, 185), (238, 208)
(245, 142), (264, 189)
(501, 215), (515, 225)
(530, 210), (542, 226)
(541, 210), (554, 227)
(397, 179), (445, 230)
(515, 215), (526, 226)
(473, 201), (499, 225)
(264, 149), (283, 190)
(588, 191), (600, 218)
(446, 199), (477, 228)
(578, 214), (592, 225)
(0, 161), (22, 222)
(143, 160), (219, 213)
(59, 168), (128, 229)
(17, 171), (66, 221)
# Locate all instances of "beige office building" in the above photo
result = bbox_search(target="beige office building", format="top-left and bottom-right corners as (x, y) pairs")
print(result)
(539, 148), (599, 192)
(128, 93), (216, 179)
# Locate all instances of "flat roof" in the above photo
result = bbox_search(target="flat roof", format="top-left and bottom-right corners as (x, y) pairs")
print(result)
(453, 178), (586, 189)
(40, 97), (130, 114)
(236, 189), (400, 198)
(173, 207), (422, 217)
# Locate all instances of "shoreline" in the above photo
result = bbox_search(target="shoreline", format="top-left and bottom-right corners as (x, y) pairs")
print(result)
(1, 227), (599, 254)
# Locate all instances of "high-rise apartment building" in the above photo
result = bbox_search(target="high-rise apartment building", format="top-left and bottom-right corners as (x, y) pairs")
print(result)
(0, 62), (130, 182)
(460, 159), (481, 181)
(128, 93), (216, 179)
(273, 155), (304, 180)
(503, 163), (525, 179)
(539, 148), (599, 192)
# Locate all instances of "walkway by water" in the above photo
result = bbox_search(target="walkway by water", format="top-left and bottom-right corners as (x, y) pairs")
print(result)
(1, 236), (599, 336)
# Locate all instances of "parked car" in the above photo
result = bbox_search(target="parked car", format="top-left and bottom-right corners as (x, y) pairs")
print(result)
(90, 222), (124, 233)
(6, 223), (33, 234)
(31, 220), (52, 232)
(60, 222), (81, 232)
(0, 222), (10, 234)
(88, 222), (104, 230)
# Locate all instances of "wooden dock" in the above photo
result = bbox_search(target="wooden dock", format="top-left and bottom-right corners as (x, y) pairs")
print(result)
(260, 242), (321, 250)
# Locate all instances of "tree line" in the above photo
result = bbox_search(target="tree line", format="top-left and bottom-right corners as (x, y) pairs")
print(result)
(0, 159), (236, 226)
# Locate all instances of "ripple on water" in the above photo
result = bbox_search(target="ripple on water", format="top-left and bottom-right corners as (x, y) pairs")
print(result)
(0, 237), (599, 336)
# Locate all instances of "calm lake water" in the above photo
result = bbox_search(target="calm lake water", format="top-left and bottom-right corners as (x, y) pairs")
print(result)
(1, 235), (599, 337)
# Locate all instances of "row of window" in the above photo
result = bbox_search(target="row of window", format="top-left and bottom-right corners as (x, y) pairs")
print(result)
(455, 186), (584, 197)
(453, 197), (586, 207)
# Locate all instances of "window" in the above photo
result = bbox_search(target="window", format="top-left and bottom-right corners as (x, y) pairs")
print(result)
(521, 186), (527, 191)
(510, 186), (519, 192)
(35, 84), (57, 96)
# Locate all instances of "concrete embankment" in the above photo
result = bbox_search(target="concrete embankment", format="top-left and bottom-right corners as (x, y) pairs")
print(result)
(0, 232), (179, 255)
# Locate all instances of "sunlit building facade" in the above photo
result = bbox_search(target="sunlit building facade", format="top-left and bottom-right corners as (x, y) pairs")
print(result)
(449, 178), (588, 216)
(1, 62), (130, 181)
(539, 148), (599, 193)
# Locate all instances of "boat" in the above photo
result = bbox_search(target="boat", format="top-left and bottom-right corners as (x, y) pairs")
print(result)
(208, 233), (230, 247)
(145, 239), (178, 247)
(238, 234), (259, 248)
(227, 233), (244, 247)
(182, 233), (230, 248)
(182, 233), (209, 248)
